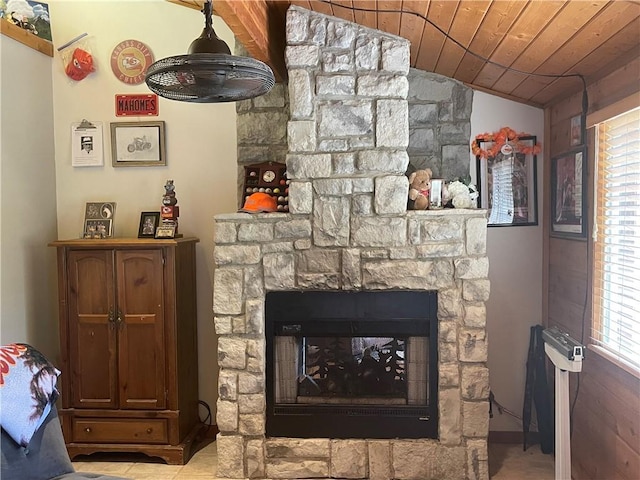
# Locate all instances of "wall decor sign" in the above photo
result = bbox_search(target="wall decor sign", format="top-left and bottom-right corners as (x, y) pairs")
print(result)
(551, 147), (587, 239)
(473, 128), (541, 227)
(110, 121), (166, 167)
(115, 94), (158, 116)
(110, 39), (154, 85)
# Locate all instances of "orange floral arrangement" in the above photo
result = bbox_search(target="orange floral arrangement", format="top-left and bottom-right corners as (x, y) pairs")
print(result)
(471, 127), (541, 159)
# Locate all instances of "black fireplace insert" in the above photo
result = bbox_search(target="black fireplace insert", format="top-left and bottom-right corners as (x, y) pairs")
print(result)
(265, 290), (439, 439)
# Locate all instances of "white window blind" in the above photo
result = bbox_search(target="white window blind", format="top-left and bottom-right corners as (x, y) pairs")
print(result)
(593, 107), (640, 370)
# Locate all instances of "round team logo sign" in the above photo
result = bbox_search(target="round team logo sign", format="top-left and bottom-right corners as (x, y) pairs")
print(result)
(110, 39), (154, 85)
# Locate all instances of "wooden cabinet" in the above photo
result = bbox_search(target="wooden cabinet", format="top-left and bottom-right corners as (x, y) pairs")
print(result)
(50, 238), (202, 465)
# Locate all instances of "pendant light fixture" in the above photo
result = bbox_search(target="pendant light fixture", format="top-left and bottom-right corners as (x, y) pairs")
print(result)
(145, 0), (275, 103)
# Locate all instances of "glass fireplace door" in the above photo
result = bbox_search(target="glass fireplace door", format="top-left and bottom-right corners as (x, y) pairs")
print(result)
(266, 291), (438, 439)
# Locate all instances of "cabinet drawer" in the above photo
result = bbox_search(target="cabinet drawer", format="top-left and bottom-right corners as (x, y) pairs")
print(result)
(72, 418), (168, 444)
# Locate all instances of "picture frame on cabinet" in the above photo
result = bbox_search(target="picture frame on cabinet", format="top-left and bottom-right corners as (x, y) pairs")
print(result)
(155, 223), (176, 239)
(83, 202), (116, 238)
(85, 201), (116, 220)
(110, 121), (166, 167)
(83, 219), (112, 238)
(138, 211), (160, 238)
(551, 147), (587, 239)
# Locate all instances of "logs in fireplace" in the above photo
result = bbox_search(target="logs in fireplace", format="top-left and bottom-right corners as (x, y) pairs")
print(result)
(265, 290), (438, 439)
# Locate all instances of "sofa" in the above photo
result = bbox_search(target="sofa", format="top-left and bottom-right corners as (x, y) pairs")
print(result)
(1, 405), (130, 480)
(0, 343), (129, 480)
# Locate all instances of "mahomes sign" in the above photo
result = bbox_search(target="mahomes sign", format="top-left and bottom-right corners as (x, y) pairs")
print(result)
(115, 94), (158, 117)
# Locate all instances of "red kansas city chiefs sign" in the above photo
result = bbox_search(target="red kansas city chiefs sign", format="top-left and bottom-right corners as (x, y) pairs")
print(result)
(115, 94), (158, 117)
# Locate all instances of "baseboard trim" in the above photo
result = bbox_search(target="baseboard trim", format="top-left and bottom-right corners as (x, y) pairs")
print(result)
(489, 430), (539, 444)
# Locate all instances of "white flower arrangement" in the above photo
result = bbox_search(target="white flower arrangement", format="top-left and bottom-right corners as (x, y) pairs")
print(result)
(444, 180), (479, 209)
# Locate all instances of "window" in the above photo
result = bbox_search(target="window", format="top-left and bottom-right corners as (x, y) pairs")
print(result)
(592, 107), (640, 370)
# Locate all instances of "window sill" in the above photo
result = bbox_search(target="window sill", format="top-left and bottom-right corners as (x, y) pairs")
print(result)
(588, 343), (640, 380)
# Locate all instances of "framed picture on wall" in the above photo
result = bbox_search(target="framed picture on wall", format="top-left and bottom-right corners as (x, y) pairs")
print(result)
(551, 147), (587, 239)
(110, 121), (166, 167)
(475, 135), (539, 227)
(570, 115), (582, 146)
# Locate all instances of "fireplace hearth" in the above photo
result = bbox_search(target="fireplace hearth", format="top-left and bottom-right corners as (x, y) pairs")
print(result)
(265, 290), (438, 439)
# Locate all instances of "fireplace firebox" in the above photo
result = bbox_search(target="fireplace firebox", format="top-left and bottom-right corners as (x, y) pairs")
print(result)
(265, 290), (438, 439)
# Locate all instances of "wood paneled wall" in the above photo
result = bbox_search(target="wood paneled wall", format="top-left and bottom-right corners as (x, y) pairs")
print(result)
(544, 58), (640, 480)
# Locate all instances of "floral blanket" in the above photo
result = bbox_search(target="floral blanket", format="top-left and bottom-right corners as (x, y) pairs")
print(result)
(0, 343), (60, 447)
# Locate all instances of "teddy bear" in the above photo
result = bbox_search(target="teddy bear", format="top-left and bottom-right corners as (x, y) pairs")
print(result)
(408, 168), (433, 210)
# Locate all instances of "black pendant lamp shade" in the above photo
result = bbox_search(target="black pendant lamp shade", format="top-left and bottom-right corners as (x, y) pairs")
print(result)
(145, 0), (275, 103)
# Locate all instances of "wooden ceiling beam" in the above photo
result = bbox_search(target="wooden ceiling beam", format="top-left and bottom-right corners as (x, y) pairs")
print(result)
(214, 0), (288, 82)
(167, 0), (287, 82)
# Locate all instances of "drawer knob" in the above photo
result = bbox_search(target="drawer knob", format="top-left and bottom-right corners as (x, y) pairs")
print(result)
(146, 428), (153, 434)
(85, 427), (91, 433)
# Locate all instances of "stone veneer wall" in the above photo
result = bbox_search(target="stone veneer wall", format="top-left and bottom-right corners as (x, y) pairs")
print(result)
(213, 6), (489, 480)
(235, 51), (473, 205)
(407, 69), (473, 180)
(235, 78), (289, 209)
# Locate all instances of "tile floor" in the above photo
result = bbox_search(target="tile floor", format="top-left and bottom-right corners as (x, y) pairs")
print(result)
(488, 443), (555, 480)
(72, 440), (555, 479)
(71, 438), (219, 480)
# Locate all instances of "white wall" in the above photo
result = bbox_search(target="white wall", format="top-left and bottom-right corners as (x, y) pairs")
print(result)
(470, 91), (544, 432)
(48, 0), (239, 418)
(0, 34), (58, 360)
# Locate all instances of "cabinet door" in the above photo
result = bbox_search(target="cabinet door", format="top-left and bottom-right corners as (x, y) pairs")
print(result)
(67, 250), (118, 409)
(116, 249), (166, 410)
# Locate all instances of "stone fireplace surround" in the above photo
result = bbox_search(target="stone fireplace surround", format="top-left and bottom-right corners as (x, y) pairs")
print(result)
(213, 6), (490, 480)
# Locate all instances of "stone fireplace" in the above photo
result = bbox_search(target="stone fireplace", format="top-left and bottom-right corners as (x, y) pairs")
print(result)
(213, 6), (489, 479)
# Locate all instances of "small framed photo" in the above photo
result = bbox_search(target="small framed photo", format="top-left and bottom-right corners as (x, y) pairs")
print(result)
(155, 223), (176, 239)
(138, 211), (160, 238)
(551, 147), (587, 239)
(570, 115), (582, 146)
(85, 201), (116, 220)
(84, 202), (116, 238)
(84, 219), (113, 238)
(110, 121), (166, 167)
(429, 179), (444, 209)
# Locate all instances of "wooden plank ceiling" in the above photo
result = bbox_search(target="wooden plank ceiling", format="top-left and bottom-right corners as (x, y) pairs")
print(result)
(169, 0), (640, 107)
